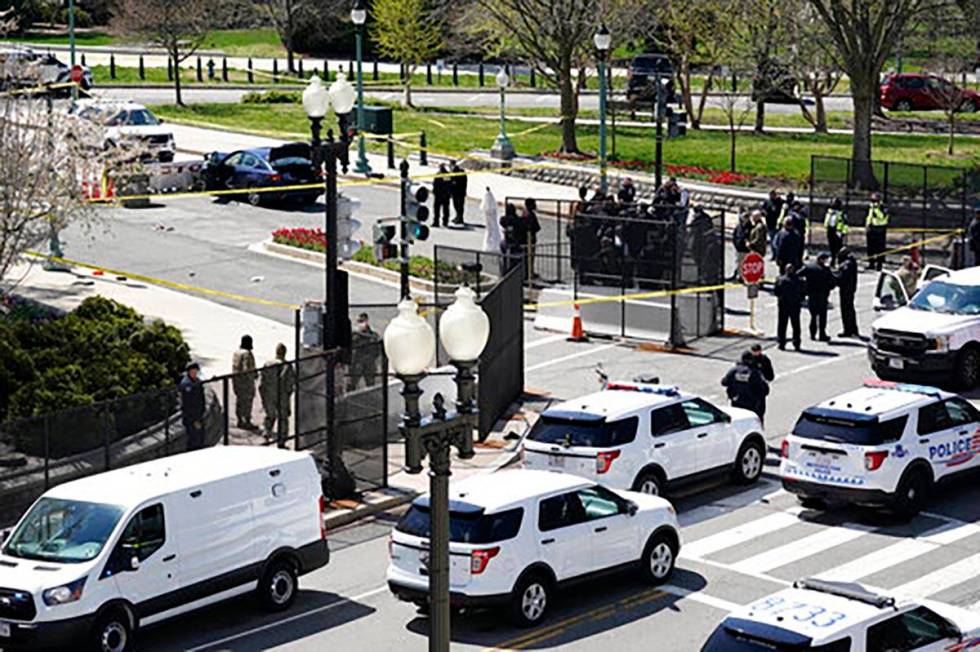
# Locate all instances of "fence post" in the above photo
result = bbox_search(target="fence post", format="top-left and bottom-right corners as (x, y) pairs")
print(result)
(387, 135), (395, 169)
(248, 58), (254, 83)
(273, 58), (279, 80)
(382, 350), (389, 487)
(196, 56), (203, 82)
(43, 416), (50, 491)
(81, 53), (86, 67)
(167, 57), (173, 82)
(164, 407), (170, 456)
(103, 408), (111, 471)
(419, 131), (427, 166)
(294, 309), (301, 445)
(426, 62), (433, 85)
(372, 59), (378, 81)
(222, 377), (230, 446)
(139, 55), (145, 80)
(110, 53), (116, 80)
(298, 58), (304, 78)
(530, 65), (536, 88)
(452, 63), (458, 86)
(222, 57), (228, 82)
(557, 202), (563, 282)
(348, 59), (354, 77)
(479, 62), (484, 87)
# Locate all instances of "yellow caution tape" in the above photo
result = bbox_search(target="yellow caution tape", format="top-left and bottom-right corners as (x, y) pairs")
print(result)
(865, 232), (957, 262)
(525, 281), (740, 311)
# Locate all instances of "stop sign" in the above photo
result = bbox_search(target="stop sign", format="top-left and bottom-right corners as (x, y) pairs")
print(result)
(740, 252), (765, 284)
(70, 65), (84, 84)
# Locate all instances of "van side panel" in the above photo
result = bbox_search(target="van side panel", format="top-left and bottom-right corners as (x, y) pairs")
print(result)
(246, 458), (320, 564)
(170, 474), (258, 592)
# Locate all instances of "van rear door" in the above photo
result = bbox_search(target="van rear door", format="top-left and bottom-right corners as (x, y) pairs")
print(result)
(246, 458), (318, 558)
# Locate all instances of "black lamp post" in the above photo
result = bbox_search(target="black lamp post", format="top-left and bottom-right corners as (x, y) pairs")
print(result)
(383, 287), (490, 652)
(303, 74), (357, 498)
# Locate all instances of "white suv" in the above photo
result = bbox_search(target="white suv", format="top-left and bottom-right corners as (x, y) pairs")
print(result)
(780, 380), (980, 516)
(521, 382), (766, 497)
(702, 578), (980, 651)
(386, 469), (680, 627)
(73, 100), (176, 162)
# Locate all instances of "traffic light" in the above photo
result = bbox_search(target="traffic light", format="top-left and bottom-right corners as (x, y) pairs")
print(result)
(404, 183), (430, 242)
(373, 220), (397, 261)
(667, 107), (687, 138)
(336, 193), (362, 261)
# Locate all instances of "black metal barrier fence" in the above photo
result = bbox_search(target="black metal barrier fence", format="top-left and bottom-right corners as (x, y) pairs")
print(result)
(0, 348), (388, 526)
(808, 156), (980, 267)
(442, 204), (727, 344)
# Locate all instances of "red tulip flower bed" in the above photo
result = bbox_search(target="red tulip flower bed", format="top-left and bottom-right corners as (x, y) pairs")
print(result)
(272, 227), (326, 252)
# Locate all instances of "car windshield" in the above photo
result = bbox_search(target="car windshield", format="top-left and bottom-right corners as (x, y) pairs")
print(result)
(702, 624), (850, 651)
(528, 415), (638, 448)
(396, 505), (523, 543)
(124, 109), (161, 126)
(3, 497), (124, 563)
(793, 412), (908, 446)
(908, 280), (980, 315)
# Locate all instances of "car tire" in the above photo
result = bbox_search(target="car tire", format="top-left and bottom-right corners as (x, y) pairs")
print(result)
(733, 439), (765, 485)
(640, 533), (677, 585)
(633, 470), (666, 497)
(247, 191), (262, 207)
(797, 496), (827, 510)
(258, 559), (299, 612)
(509, 572), (551, 628)
(962, 99), (978, 113)
(894, 99), (914, 112)
(892, 469), (931, 518)
(91, 608), (133, 652)
(954, 348), (980, 389)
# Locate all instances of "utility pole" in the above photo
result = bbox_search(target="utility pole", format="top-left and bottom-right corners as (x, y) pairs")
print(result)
(399, 160), (410, 299)
(654, 75), (665, 189)
(68, 0), (77, 101)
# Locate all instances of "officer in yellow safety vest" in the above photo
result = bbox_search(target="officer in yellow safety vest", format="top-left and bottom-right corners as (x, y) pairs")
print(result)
(865, 192), (889, 271)
(824, 197), (849, 267)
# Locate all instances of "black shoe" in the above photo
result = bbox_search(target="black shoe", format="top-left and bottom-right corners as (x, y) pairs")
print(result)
(778, 344), (786, 351)
(819, 335), (831, 342)
(794, 344), (802, 351)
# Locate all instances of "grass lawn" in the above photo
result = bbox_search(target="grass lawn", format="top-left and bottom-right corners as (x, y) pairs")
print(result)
(152, 102), (980, 184)
(198, 29), (285, 58)
(90, 64), (305, 87)
(5, 30), (117, 47)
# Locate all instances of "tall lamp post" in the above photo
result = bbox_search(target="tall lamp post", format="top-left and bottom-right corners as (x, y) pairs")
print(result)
(351, 0), (372, 174)
(490, 67), (515, 161)
(303, 74), (358, 498)
(594, 24), (611, 196)
(384, 287), (490, 652)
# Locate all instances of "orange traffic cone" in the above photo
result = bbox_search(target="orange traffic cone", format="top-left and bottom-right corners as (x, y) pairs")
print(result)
(567, 303), (588, 342)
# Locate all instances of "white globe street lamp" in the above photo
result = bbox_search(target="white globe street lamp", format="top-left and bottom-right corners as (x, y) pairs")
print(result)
(383, 298), (435, 376)
(491, 67), (515, 161)
(329, 72), (356, 116)
(594, 23), (611, 195)
(302, 74), (330, 119)
(439, 286), (490, 363)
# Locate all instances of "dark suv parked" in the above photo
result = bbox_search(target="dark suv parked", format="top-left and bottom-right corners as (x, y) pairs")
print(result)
(626, 54), (675, 103)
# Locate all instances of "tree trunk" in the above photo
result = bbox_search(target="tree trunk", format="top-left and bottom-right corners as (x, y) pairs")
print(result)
(729, 119), (737, 172)
(287, 48), (295, 74)
(171, 48), (183, 106)
(680, 62), (697, 129)
(558, 63), (578, 153)
(948, 112), (955, 155)
(754, 100), (765, 133)
(695, 72), (713, 127)
(850, 74), (876, 189)
(814, 91), (828, 134)
(404, 74), (413, 108)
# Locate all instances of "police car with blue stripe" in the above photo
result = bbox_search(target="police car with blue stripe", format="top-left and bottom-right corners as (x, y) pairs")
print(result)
(702, 578), (980, 651)
(780, 380), (980, 516)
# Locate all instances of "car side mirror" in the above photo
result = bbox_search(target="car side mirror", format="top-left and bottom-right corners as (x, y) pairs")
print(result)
(625, 501), (638, 517)
(129, 555), (140, 571)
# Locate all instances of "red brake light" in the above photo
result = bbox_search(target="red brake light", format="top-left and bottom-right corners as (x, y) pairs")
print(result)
(470, 547), (500, 574)
(596, 449), (621, 474)
(780, 439), (789, 458)
(319, 495), (327, 540)
(865, 451), (889, 471)
(270, 173), (282, 183)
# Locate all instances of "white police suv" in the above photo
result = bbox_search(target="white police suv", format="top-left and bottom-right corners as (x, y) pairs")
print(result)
(702, 578), (980, 651)
(386, 469), (680, 627)
(780, 380), (980, 516)
(521, 381), (766, 497)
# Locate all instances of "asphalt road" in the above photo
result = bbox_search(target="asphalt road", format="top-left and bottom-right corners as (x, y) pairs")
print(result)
(134, 475), (980, 651)
(95, 86), (855, 115)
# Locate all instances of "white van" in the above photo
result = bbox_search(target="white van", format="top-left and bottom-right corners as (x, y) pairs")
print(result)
(0, 446), (329, 651)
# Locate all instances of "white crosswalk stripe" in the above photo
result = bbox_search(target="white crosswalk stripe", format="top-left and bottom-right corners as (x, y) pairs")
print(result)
(681, 509), (801, 560)
(890, 552), (980, 600)
(730, 524), (875, 574)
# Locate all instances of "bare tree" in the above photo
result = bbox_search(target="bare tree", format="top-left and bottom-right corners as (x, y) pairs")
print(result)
(0, 94), (142, 281)
(927, 57), (976, 155)
(114, 0), (209, 106)
(370, 0), (443, 108)
(658, 0), (738, 130)
(467, 0), (656, 153)
(806, 0), (933, 187)
(255, 0), (345, 74)
(729, 0), (787, 133)
(715, 71), (754, 171)
(784, 1), (842, 133)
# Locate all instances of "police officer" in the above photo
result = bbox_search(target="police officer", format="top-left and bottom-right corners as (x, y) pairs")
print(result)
(450, 160), (468, 226)
(348, 313), (381, 391)
(748, 343), (774, 381)
(865, 192), (889, 271)
(774, 263), (803, 351)
(179, 362), (206, 451)
(721, 351), (770, 423)
(432, 164), (452, 227)
(799, 251), (837, 342)
(835, 246), (859, 338)
(824, 197), (848, 266)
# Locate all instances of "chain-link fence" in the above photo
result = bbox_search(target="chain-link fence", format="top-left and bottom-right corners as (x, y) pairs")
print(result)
(809, 156), (979, 266)
(0, 348), (387, 526)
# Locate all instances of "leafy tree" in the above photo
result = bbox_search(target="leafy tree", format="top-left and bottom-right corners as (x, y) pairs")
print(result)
(370, 0), (443, 107)
(255, 0), (346, 73)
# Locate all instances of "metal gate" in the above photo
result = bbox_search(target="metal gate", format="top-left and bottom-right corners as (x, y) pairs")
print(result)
(477, 262), (525, 439)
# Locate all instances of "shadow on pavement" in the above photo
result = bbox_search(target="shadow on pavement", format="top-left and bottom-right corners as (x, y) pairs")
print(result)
(404, 570), (708, 649)
(139, 589), (376, 652)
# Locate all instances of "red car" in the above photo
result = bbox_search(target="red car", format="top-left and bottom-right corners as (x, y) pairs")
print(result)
(880, 72), (980, 112)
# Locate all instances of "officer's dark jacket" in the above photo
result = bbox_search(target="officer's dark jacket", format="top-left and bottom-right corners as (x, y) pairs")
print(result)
(774, 273), (804, 308)
(836, 257), (858, 295)
(721, 363), (770, 415)
(799, 262), (837, 303)
(179, 374), (206, 422)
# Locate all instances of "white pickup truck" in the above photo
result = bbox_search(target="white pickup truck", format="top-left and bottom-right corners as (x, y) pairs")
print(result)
(869, 264), (980, 388)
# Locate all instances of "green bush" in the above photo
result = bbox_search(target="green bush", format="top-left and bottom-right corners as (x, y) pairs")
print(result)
(242, 89), (302, 104)
(1, 296), (191, 421)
